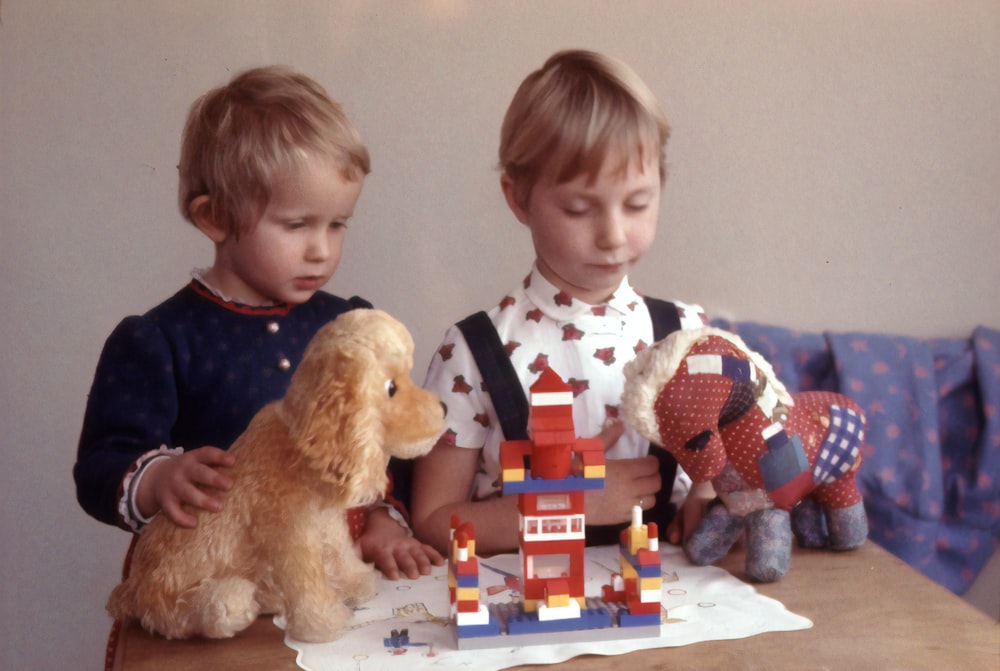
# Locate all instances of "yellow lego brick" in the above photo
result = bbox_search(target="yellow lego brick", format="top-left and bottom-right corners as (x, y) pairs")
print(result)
(639, 577), (662, 592)
(502, 467), (525, 482)
(455, 586), (480, 601)
(628, 525), (649, 555)
(546, 592), (570, 608)
(583, 464), (606, 478)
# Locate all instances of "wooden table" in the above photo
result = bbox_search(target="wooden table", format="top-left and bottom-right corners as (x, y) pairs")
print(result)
(110, 542), (998, 670)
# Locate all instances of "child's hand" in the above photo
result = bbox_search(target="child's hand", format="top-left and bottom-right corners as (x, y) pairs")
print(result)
(665, 481), (717, 545)
(136, 446), (235, 528)
(358, 507), (445, 580)
(367, 536), (445, 581)
(584, 456), (661, 526)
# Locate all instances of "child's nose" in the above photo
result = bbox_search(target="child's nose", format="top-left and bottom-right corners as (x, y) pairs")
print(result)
(595, 211), (628, 249)
(306, 231), (330, 260)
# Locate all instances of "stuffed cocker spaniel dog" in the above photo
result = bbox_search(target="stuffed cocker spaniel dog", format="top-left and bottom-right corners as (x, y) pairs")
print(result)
(107, 309), (446, 642)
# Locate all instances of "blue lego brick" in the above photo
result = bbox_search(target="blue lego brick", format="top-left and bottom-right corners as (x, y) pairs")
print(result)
(455, 573), (479, 588)
(455, 615), (503, 639)
(502, 474), (605, 495)
(624, 563), (662, 579)
(618, 612), (661, 628)
(505, 604), (613, 635)
(619, 553), (663, 578)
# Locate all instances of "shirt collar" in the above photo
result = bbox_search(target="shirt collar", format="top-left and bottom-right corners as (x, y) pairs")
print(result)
(522, 264), (643, 322)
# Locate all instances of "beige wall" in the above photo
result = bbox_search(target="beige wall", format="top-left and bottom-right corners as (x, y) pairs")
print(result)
(1, 2), (997, 667)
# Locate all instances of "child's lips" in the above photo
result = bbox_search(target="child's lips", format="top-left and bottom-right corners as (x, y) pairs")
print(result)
(294, 276), (326, 291)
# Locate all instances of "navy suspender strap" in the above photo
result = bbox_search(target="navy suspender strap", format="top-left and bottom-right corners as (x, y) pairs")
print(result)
(456, 311), (530, 442)
(644, 296), (683, 341)
(640, 297), (682, 541)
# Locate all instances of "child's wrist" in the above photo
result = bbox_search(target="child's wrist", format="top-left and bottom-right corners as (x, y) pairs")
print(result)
(118, 445), (184, 532)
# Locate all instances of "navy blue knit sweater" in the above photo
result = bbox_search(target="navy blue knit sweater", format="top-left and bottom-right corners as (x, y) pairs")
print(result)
(74, 281), (371, 528)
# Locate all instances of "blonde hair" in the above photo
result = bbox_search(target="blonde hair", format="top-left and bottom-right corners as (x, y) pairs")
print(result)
(499, 50), (670, 208)
(178, 65), (370, 238)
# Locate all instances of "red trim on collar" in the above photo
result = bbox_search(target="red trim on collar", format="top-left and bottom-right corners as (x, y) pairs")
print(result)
(188, 280), (294, 316)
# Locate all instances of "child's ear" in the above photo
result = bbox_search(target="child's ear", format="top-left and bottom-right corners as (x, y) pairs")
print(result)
(500, 174), (530, 225)
(188, 195), (228, 244)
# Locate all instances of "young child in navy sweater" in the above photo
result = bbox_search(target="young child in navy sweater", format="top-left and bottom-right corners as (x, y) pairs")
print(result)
(75, 66), (441, 580)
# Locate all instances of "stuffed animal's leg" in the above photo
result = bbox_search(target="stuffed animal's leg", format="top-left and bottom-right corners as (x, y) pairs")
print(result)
(330, 552), (377, 607)
(684, 502), (744, 567)
(123, 576), (259, 640)
(826, 501), (868, 551)
(791, 497), (829, 548)
(745, 508), (792, 583)
(279, 550), (357, 643)
(185, 577), (260, 639)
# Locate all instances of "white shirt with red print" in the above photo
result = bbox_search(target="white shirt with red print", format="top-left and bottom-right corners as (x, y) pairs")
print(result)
(423, 264), (706, 501)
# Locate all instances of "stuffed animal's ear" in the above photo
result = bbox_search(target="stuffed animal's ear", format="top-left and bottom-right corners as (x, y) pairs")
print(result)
(288, 346), (387, 507)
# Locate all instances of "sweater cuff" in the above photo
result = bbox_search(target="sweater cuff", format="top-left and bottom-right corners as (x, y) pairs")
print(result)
(118, 446), (184, 532)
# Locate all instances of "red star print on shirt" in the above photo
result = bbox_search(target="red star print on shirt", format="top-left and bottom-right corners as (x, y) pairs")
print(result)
(568, 378), (590, 397)
(594, 347), (617, 366)
(474, 412), (489, 427)
(438, 343), (455, 361)
(554, 291), (573, 307)
(526, 309), (543, 323)
(504, 340), (521, 356)
(562, 324), (584, 341)
(437, 428), (458, 448)
(591, 306), (607, 317)
(634, 340), (649, 354)
(528, 353), (549, 374)
(452, 375), (473, 394)
(499, 295), (516, 310)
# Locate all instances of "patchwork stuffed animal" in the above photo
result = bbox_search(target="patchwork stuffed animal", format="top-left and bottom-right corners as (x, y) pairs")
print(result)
(107, 309), (446, 642)
(622, 326), (868, 582)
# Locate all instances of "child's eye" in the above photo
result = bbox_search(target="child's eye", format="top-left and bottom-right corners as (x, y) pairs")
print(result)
(329, 220), (347, 231)
(286, 221), (307, 231)
(626, 201), (650, 212)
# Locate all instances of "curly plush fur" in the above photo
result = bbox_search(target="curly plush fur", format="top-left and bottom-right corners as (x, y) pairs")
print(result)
(106, 309), (445, 642)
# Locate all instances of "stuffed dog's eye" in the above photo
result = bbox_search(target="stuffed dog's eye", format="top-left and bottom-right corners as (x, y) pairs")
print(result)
(386, 380), (397, 398)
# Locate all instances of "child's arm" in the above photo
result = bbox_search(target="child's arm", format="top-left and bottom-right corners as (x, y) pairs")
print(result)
(410, 442), (522, 556)
(357, 507), (444, 580)
(412, 432), (665, 553)
(133, 447), (235, 528)
(582, 420), (662, 525)
(665, 480), (717, 544)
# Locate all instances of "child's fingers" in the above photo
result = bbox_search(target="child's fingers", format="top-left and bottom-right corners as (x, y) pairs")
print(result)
(424, 544), (446, 566)
(597, 420), (626, 452)
(160, 496), (199, 528)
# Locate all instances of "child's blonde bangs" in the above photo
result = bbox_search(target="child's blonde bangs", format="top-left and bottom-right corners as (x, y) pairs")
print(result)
(178, 66), (370, 239)
(499, 50), (669, 207)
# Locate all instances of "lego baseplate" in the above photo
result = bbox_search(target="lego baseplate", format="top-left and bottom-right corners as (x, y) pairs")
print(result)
(454, 597), (661, 650)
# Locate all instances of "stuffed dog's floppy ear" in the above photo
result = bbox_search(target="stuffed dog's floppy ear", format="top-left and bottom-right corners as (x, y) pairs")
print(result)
(285, 342), (388, 507)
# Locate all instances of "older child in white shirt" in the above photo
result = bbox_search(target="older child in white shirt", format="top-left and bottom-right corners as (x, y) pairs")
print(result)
(412, 50), (714, 555)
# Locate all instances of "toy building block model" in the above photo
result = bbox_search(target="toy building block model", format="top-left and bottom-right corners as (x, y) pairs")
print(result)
(449, 368), (664, 649)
